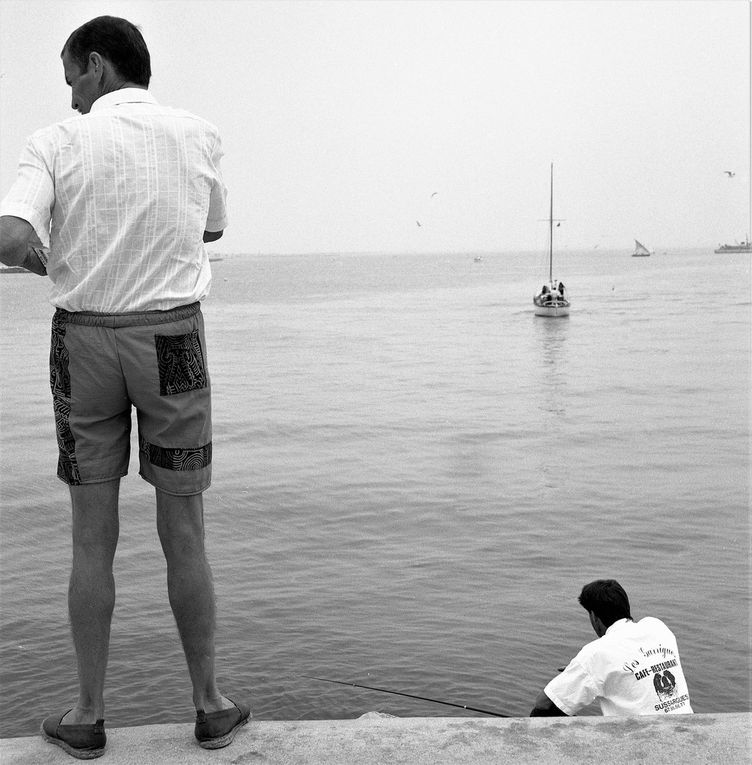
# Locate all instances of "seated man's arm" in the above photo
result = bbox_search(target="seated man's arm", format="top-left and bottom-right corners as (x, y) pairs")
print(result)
(530, 689), (568, 717)
(203, 229), (223, 243)
(532, 657), (596, 717)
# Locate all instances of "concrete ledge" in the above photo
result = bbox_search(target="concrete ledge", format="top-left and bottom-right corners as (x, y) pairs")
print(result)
(1, 713), (749, 764)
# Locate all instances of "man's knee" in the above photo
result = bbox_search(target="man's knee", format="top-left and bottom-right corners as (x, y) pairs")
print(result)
(156, 491), (206, 558)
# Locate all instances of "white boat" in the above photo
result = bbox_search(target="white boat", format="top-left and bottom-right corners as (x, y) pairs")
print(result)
(631, 239), (653, 257)
(714, 237), (751, 254)
(533, 164), (570, 317)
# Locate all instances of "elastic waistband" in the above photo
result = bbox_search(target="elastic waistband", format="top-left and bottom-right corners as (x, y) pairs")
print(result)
(54, 302), (201, 328)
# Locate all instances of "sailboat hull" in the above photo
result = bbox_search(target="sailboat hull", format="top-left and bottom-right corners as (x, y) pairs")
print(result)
(533, 300), (570, 317)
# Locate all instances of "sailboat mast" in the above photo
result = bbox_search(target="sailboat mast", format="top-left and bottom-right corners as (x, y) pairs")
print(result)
(548, 162), (554, 283)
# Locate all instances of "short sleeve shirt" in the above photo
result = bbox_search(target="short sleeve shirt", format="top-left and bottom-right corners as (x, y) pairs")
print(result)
(0, 89), (228, 312)
(545, 617), (693, 716)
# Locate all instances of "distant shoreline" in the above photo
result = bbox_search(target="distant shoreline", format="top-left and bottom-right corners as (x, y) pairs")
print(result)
(3, 258), (225, 274)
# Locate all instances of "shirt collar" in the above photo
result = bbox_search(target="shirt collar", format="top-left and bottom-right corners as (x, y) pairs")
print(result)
(605, 618), (632, 635)
(90, 88), (158, 112)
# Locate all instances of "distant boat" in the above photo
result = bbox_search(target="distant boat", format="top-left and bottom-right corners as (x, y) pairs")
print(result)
(631, 239), (653, 257)
(714, 237), (751, 254)
(533, 163), (570, 317)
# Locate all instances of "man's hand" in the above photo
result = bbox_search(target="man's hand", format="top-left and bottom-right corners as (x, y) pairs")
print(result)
(24, 244), (49, 276)
(530, 690), (568, 717)
(0, 215), (47, 274)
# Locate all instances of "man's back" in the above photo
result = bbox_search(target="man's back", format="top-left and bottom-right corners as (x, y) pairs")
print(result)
(546, 617), (693, 716)
(12, 89), (226, 312)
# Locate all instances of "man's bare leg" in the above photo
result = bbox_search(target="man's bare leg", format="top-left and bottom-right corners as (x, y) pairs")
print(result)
(155, 489), (233, 713)
(63, 479), (120, 724)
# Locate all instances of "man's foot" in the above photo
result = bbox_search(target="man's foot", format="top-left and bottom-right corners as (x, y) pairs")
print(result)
(41, 711), (106, 759)
(194, 697), (251, 749)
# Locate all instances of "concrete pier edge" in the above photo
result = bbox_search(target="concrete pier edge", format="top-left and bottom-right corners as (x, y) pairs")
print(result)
(1, 712), (750, 764)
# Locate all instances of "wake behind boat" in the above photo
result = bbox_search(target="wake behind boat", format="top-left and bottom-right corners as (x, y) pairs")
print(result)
(533, 163), (570, 317)
(632, 239), (653, 257)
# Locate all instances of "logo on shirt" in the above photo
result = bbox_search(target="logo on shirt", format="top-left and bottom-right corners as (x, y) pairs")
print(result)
(653, 670), (676, 700)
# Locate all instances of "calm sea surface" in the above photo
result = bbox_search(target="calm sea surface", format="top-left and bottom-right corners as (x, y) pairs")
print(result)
(0, 248), (749, 737)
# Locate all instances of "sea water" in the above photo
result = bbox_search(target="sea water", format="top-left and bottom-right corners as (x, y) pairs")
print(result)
(0, 248), (749, 736)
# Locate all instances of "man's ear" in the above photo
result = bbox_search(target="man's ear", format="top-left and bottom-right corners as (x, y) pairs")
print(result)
(88, 52), (105, 80)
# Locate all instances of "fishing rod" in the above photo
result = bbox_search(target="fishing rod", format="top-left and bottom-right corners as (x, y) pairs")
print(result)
(303, 675), (510, 718)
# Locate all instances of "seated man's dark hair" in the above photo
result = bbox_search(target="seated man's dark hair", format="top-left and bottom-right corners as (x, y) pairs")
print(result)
(578, 579), (632, 628)
(62, 16), (151, 87)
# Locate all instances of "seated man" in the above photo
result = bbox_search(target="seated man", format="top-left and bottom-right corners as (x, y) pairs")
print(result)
(531, 580), (693, 716)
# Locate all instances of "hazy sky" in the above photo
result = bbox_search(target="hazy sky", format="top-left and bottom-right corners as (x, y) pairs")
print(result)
(1, 0), (749, 254)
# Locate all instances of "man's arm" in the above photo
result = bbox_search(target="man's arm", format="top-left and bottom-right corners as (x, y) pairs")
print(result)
(530, 689), (568, 717)
(0, 216), (47, 275)
(203, 229), (223, 243)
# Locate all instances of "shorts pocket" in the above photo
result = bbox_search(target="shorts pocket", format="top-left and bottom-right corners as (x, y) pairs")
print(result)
(155, 330), (207, 396)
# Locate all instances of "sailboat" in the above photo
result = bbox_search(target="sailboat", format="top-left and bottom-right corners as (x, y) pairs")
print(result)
(631, 239), (653, 257)
(533, 163), (569, 317)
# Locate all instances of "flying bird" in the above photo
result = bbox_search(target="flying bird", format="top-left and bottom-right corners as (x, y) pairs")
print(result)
(723, 170), (736, 177)
(416, 220), (422, 227)
(431, 192), (438, 198)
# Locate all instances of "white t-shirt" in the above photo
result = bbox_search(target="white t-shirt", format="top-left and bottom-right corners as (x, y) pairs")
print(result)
(545, 617), (693, 716)
(0, 89), (227, 312)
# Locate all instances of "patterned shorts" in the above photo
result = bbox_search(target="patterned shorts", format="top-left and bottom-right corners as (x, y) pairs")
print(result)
(50, 303), (212, 495)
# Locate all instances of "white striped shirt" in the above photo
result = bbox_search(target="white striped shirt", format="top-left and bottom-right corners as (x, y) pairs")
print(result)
(0, 89), (228, 312)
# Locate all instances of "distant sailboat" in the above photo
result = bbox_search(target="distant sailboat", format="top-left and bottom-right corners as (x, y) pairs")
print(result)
(533, 164), (569, 317)
(632, 239), (653, 257)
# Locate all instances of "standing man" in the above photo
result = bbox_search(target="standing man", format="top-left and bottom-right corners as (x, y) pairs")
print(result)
(531, 579), (693, 717)
(0, 16), (250, 759)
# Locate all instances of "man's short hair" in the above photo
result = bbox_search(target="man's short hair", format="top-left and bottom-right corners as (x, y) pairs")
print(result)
(62, 16), (151, 87)
(578, 579), (632, 628)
